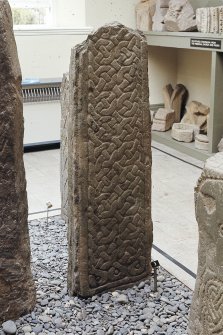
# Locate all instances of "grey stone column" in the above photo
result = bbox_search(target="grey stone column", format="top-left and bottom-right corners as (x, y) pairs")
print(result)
(0, 0), (36, 322)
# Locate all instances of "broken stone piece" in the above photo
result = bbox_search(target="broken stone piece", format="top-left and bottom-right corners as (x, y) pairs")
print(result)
(164, 0), (197, 32)
(66, 23), (153, 297)
(152, 0), (170, 31)
(217, 138), (223, 152)
(0, 0), (36, 322)
(181, 101), (210, 134)
(196, 6), (223, 34)
(60, 73), (69, 224)
(135, 0), (156, 31)
(195, 134), (209, 151)
(163, 84), (188, 122)
(171, 123), (199, 142)
(152, 108), (175, 131)
(188, 152), (223, 334)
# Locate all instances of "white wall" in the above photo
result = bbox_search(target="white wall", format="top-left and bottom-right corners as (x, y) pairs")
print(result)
(86, 0), (138, 29)
(53, 0), (86, 27)
(15, 29), (91, 79)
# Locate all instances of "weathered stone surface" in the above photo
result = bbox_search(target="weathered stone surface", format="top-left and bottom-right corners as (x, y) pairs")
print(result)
(188, 152), (223, 335)
(152, 0), (170, 31)
(195, 134), (209, 151)
(181, 101), (210, 134)
(60, 73), (69, 224)
(171, 123), (199, 142)
(196, 6), (223, 34)
(0, 0), (36, 322)
(135, 0), (156, 31)
(66, 23), (152, 297)
(152, 108), (175, 131)
(164, 0), (197, 32)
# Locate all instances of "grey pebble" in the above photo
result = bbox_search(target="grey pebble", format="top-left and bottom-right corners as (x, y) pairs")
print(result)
(2, 321), (17, 335)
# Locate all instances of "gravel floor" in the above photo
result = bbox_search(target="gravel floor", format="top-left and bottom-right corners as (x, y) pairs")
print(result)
(0, 216), (192, 335)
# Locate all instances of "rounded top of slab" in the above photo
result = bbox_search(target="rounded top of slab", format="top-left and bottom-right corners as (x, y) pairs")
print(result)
(204, 153), (223, 179)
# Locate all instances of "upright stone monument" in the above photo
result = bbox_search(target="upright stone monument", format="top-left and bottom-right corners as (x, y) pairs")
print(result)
(188, 153), (223, 335)
(0, 0), (36, 321)
(65, 23), (152, 297)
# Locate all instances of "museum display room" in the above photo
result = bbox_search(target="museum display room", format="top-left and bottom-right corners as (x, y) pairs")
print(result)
(1, 1), (223, 334)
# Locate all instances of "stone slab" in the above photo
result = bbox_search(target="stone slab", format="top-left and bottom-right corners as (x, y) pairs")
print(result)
(152, 108), (175, 131)
(0, 0), (36, 322)
(188, 152), (223, 334)
(66, 23), (152, 297)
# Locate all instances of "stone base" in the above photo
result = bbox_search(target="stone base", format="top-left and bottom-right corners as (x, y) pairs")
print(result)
(171, 123), (199, 142)
(195, 134), (209, 151)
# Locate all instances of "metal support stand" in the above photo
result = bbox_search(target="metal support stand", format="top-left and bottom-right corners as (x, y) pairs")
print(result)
(151, 260), (160, 292)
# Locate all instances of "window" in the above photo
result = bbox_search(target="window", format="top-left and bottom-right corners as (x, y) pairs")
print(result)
(9, 0), (53, 27)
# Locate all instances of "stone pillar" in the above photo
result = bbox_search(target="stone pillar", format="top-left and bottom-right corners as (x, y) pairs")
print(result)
(188, 153), (223, 335)
(65, 23), (152, 297)
(0, 0), (36, 321)
(60, 73), (69, 224)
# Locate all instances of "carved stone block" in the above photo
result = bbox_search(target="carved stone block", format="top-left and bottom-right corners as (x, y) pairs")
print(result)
(135, 0), (156, 31)
(181, 101), (210, 134)
(218, 138), (223, 152)
(60, 73), (69, 224)
(152, 108), (175, 131)
(152, 0), (170, 31)
(0, 0), (36, 321)
(66, 24), (152, 297)
(196, 6), (223, 34)
(195, 134), (209, 151)
(188, 153), (223, 334)
(171, 123), (199, 142)
(164, 0), (197, 32)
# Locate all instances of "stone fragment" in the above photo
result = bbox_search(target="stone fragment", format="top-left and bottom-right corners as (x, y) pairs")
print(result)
(152, 108), (175, 131)
(188, 153), (223, 334)
(171, 84), (188, 122)
(65, 23), (152, 297)
(2, 321), (17, 334)
(171, 123), (199, 142)
(218, 138), (223, 152)
(0, 0), (36, 322)
(152, 0), (170, 31)
(163, 84), (188, 123)
(164, 0), (197, 32)
(60, 73), (69, 224)
(196, 6), (223, 34)
(135, 0), (156, 31)
(195, 134), (209, 151)
(181, 101), (210, 134)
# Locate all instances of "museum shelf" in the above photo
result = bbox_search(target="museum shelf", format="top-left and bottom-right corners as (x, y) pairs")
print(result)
(145, 31), (223, 158)
(152, 130), (211, 161)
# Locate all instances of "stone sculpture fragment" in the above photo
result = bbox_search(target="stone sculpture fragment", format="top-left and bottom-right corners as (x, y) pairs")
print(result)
(163, 83), (188, 122)
(164, 0), (197, 32)
(196, 6), (223, 34)
(181, 101), (210, 134)
(60, 73), (69, 224)
(171, 123), (199, 142)
(135, 0), (156, 31)
(65, 23), (153, 297)
(152, 108), (175, 131)
(195, 134), (209, 151)
(152, 0), (170, 31)
(0, 0), (36, 322)
(188, 153), (223, 334)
